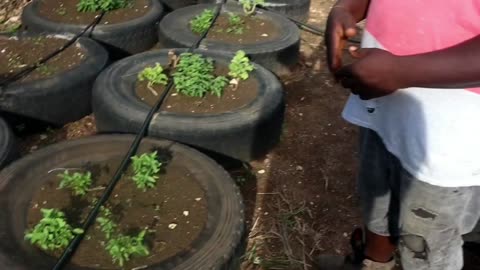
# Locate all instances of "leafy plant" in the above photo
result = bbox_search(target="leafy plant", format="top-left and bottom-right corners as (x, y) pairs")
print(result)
(173, 53), (228, 97)
(25, 209), (84, 251)
(239, 0), (265, 15)
(105, 230), (149, 267)
(58, 170), (92, 196)
(228, 50), (254, 80)
(190, 9), (214, 34)
(138, 63), (168, 89)
(131, 151), (162, 191)
(227, 13), (245, 34)
(97, 207), (117, 240)
(77, 0), (129, 12)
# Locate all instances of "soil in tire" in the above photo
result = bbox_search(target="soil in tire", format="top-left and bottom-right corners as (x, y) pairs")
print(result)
(204, 13), (281, 45)
(136, 66), (259, 114)
(38, 0), (151, 25)
(26, 149), (208, 269)
(0, 37), (85, 82)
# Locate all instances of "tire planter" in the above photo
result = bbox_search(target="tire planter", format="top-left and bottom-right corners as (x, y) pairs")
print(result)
(158, 3), (300, 74)
(0, 135), (244, 269)
(0, 117), (17, 169)
(0, 34), (108, 125)
(198, 0), (311, 22)
(160, 0), (197, 11)
(21, 0), (165, 55)
(93, 49), (284, 161)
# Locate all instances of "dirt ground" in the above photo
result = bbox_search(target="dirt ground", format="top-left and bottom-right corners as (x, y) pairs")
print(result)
(3, 0), (480, 269)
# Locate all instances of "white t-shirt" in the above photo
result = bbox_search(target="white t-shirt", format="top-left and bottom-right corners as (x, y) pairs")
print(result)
(342, 0), (480, 187)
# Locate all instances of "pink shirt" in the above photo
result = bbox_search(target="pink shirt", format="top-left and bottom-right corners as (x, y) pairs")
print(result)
(342, 0), (480, 187)
(366, 0), (480, 94)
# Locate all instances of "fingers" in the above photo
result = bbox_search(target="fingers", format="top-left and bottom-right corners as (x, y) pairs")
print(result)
(348, 46), (372, 59)
(326, 12), (357, 72)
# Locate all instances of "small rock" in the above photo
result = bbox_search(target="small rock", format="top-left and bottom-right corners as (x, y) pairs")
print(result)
(168, 223), (177, 230)
(343, 232), (348, 237)
(261, 33), (268, 37)
(183, 211), (189, 216)
(258, 169), (265, 174)
(40, 134), (48, 140)
(171, 93), (178, 96)
(195, 197), (202, 201)
(296, 165), (303, 171)
(305, 61), (313, 67)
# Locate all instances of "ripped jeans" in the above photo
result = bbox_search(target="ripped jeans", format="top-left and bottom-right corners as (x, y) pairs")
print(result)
(358, 128), (480, 270)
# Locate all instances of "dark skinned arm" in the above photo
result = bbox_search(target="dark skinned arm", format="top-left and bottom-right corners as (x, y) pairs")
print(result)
(325, 0), (371, 71)
(335, 35), (480, 100)
(398, 35), (480, 89)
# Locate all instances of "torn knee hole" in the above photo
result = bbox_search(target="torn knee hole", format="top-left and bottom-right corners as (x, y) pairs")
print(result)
(401, 235), (428, 259)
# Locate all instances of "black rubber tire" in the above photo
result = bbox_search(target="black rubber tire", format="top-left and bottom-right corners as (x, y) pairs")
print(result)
(198, 0), (311, 22)
(158, 3), (300, 74)
(0, 117), (17, 169)
(21, 0), (165, 55)
(93, 49), (284, 161)
(160, 0), (197, 11)
(0, 34), (109, 125)
(261, 0), (311, 23)
(0, 135), (244, 269)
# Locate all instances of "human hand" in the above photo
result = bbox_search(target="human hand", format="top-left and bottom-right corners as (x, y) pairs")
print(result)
(325, 5), (357, 72)
(335, 47), (406, 100)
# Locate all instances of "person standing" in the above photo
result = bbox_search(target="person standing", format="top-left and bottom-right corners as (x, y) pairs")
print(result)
(319, 0), (480, 269)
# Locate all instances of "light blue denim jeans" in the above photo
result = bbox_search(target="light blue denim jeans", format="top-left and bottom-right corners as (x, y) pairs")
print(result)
(358, 128), (480, 270)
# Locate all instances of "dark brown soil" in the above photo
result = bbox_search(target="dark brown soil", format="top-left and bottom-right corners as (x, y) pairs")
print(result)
(205, 13), (280, 45)
(136, 66), (259, 114)
(0, 37), (85, 82)
(38, 0), (150, 25)
(27, 153), (208, 269)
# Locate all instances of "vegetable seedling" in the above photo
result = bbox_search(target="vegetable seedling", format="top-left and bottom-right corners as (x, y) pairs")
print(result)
(173, 53), (228, 97)
(58, 170), (92, 196)
(239, 0), (265, 15)
(229, 50), (254, 81)
(105, 230), (149, 267)
(226, 13), (245, 34)
(138, 63), (168, 96)
(77, 0), (129, 12)
(25, 208), (84, 251)
(97, 207), (117, 240)
(190, 9), (214, 34)
(131, 151), (162, 191)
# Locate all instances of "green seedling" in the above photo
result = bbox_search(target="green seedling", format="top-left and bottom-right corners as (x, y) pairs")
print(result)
(131, 151), (162, 191)
(77, 0), (129, 12)
(25, 209), (84, 251)
(239, 0), (265, 15)
(138, 63), (168, 95)
(227, 13), (244, 34)
(173, 53), (228, 97)
(97, 207), (117, 240)
(190, 9), (214, 34)
(228, 50), (254, 80)
(105, 230), (149, 267)
(58, 170), (92, 196)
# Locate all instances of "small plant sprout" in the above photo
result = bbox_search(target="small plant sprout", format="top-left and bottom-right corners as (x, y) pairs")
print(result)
(131, 151), (162, 191)
(97, 207), (117, 240)
(227, 13), (245, 34)
(173, 53), (228, 97)
(138, 63), (168, 96)
(239, 0), (265, 15)
(105, 229), (149, 267)
(229, 50), (254, 83)
(58, 170), (92, 196)
(190, 9), (214, 34)
(77, 0), (129, 12)
(25, 209), (84, 251)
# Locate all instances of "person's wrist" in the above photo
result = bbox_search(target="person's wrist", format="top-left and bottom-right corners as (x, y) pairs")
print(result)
(392, 55), (415, 89)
